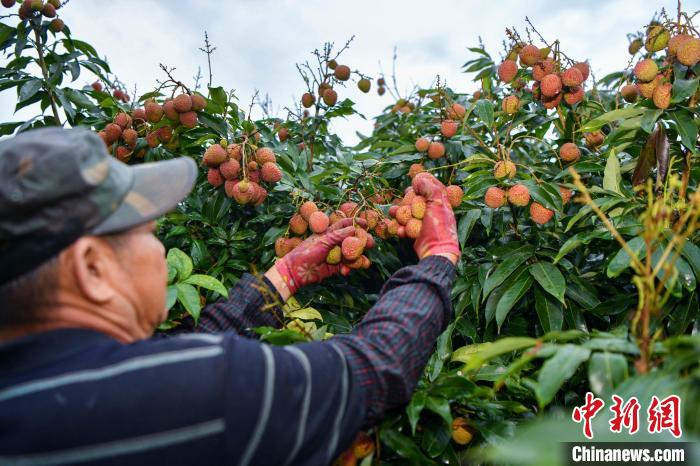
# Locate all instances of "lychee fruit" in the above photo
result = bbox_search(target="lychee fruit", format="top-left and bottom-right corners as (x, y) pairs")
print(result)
(275, 237), (291, 258)
(299, 201), (319, 221)
(387, 219), (400, 235)
(203, 144), (227, 167)
(308, 211), (330, 234)
(48, 18), (64, 33)
(415, 137), (430, 152)
(645, 24), (670, 52)
(560, 186), (573, 204)
(41, 3), (55, 18)
(339, 201), (358, 217)
(179, 111), (198, 128)
(395, 205), (412, 225)
(559, 143), (581, 163)
(91, 81), (103, 92)
(563, 86), (584, 106)
(428, 142), (445, 160)
(494, 160), (516, 179)
(357, 78), (371, 93)
(405, 218), (422, 239)
(621, 84), (639, 103)
(341, 236), (364, 261)
(289, 214), (308, 235)
(668, 34), (692, 56)
(408, 163), (425, 179)
(261, 162), (282, 183)
(173, 94), (193, 113)
(104, 123), (122, 144)
(256, 147), (276, 165)
(446, 185), (463, 208)
(637, 76), (661, 99)
(329, 210), (346, 225)
(507, 184), (530, 206)
(652, 82), (672, 109)
(411, 196), (426, 219)
(377, 86), (386, 96)
(629, 38), (643, 55)
(498, 60), (518, 82)
(122, 128), (138, 148)
(219, 159), (241, 180)
(146, 131), (160, 148)
(677, 37), (700, 67)
(542, 93), (563, 109)
(584, 131), (605, 149)
(191, 94), (207, 111)
(447, 103), (466, 119)
(452, 418), (473, 445)
(573, 62), (590, 81)
(484, 186), (507, 208)
(388, 205), (399, 218)
(157, 126), (173, 144)
(441, 120), (458, 138)
(114, 146), (131, 162)
(323, 89), (338, 106)
(532, 58), (554, 81)
(562, 67), (584, 87)
(518, 44), (540, 66)
(163, 100), (179, 120)
(334, 65), (351, 81)
(207, 168), (224, 187)
(301, 92), (315, 108)
(145, 102), (163, 123)
(108, 114), (127, 135)
(501, 95), (519, 115)
(633, 59), (659, 82)
(530, 202), (554, 224)
(540, 74), (562, 97)
(326, 246), (342, 264)
(227, 144), (242, 161)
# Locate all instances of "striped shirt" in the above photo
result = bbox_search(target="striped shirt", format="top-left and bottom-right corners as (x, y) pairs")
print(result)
(0, 256), (455, 465)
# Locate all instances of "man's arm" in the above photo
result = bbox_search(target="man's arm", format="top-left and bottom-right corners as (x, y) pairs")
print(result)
(333, 255), (455, 422)
(174, 274), (284, 338)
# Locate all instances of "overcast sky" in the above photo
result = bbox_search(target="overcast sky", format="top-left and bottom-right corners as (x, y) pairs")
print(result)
(1, 0), (697, 143)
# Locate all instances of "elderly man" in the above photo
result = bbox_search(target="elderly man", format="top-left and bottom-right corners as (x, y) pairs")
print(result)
(0, 127), (459, 465)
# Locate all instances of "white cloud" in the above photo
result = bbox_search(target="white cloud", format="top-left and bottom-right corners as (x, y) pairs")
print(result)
(1, 0), (694, 142)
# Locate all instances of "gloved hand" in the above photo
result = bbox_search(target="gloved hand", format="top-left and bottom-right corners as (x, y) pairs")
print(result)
(411, 172), (461, 262)
(265, 217), (368, 300)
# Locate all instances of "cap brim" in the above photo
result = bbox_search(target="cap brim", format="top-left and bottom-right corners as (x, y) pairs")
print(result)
(91, 157), (197, 235)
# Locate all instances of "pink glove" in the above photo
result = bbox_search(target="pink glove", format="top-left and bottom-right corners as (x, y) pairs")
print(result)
(411, 172), (461, 260)
(271, 217), (367, 297)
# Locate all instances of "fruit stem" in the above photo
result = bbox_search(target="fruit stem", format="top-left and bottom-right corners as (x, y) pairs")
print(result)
(31, 19), (61, 124)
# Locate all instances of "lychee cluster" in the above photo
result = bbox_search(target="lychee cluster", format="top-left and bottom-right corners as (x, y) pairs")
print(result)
(205, 142), (282, 206)
(376, 77), (387, 96)
(625, 24), (699, 110)
(498, 42), (589, 112)
(390, 98), (416, 114)
(484, 181), (572, 225)
(275, 200), (376, 272)
(11, 0), (64, 31)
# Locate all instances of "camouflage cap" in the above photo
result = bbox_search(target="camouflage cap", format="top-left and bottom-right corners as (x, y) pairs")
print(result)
(0, 127), (197, 285)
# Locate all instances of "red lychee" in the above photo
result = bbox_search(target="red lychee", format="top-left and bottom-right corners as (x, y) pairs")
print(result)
(427, 142), (445, 160)
(559, 143), (581, 163)
(440, 120), (458, 138)
(219, 159), (241, 180)
(309, 211), (330, 234)
(203, 144), (227, 167)
(261, 162), (282, 183)
(446, 185), (463, 208)
(494, 160), (516, 179)
(530, 202), (554, 224)
(415, 137), (430, 152)
(173, 94), (193, 113)
(498, 60), (518, 82)
(501, 95), (520, 115)
(300, 201), (319, 221)
(289, 214), (308, 235)
(507, 184), (531, 206)
(562, 67), (584, 87)
(207, 168), (224, 187)
(633, 59), (659, 82)
(484, 186), (507, 208)
(518, 44), (540, 66)
(540, 74), (562, 97)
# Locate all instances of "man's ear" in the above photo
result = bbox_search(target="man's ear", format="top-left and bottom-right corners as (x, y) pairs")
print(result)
(63, 237), (119, 304)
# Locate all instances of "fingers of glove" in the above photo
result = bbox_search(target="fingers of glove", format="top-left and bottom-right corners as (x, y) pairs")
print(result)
(328, 217), (366, 232)
(412, 172), (446, 200)
(323, 225), (358, 247)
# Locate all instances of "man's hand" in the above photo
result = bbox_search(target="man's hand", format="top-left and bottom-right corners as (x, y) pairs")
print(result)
(411, 172), (461, 264)
(265, 217), (368, 301)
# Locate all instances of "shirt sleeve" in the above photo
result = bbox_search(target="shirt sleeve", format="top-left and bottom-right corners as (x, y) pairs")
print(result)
(332, 255), (456, 423)
(174, 273), (284, 338)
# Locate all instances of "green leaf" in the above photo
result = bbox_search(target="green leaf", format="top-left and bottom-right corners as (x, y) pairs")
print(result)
(167, 248), (193, 281)
(679, 239), (700, 278)
(457, 209), (481, 247)
(208, 86), (227, 107)
(19, 78), (42, 102)
(495, 273), (532, 330)
(287, 307), (323, 321)
(529, 262), (566, 303)
(165, 285), (177, 310)
(578, 107), (646, 133)
(534, 287), (563, 333)
(482, 248), (533, 299)
(602, 149), (621, 194)
(671, 78), (699, 103)
(380, 428), (433, 465)
(474, 99), (494, 126)
(452, 337), (537, 370)
(406, 391), (426, 435)
(425, 396), (453, 426)
(183, 274), (228, 298)
(175, 283), (201, 321)
(535, 344), (591, 408)
(587, 351), (628, 397)
(669, 109), (698, 154)
(607, 236), (645, 278)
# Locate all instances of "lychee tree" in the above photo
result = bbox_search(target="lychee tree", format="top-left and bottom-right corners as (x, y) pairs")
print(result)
(1, 1), (699, 464)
